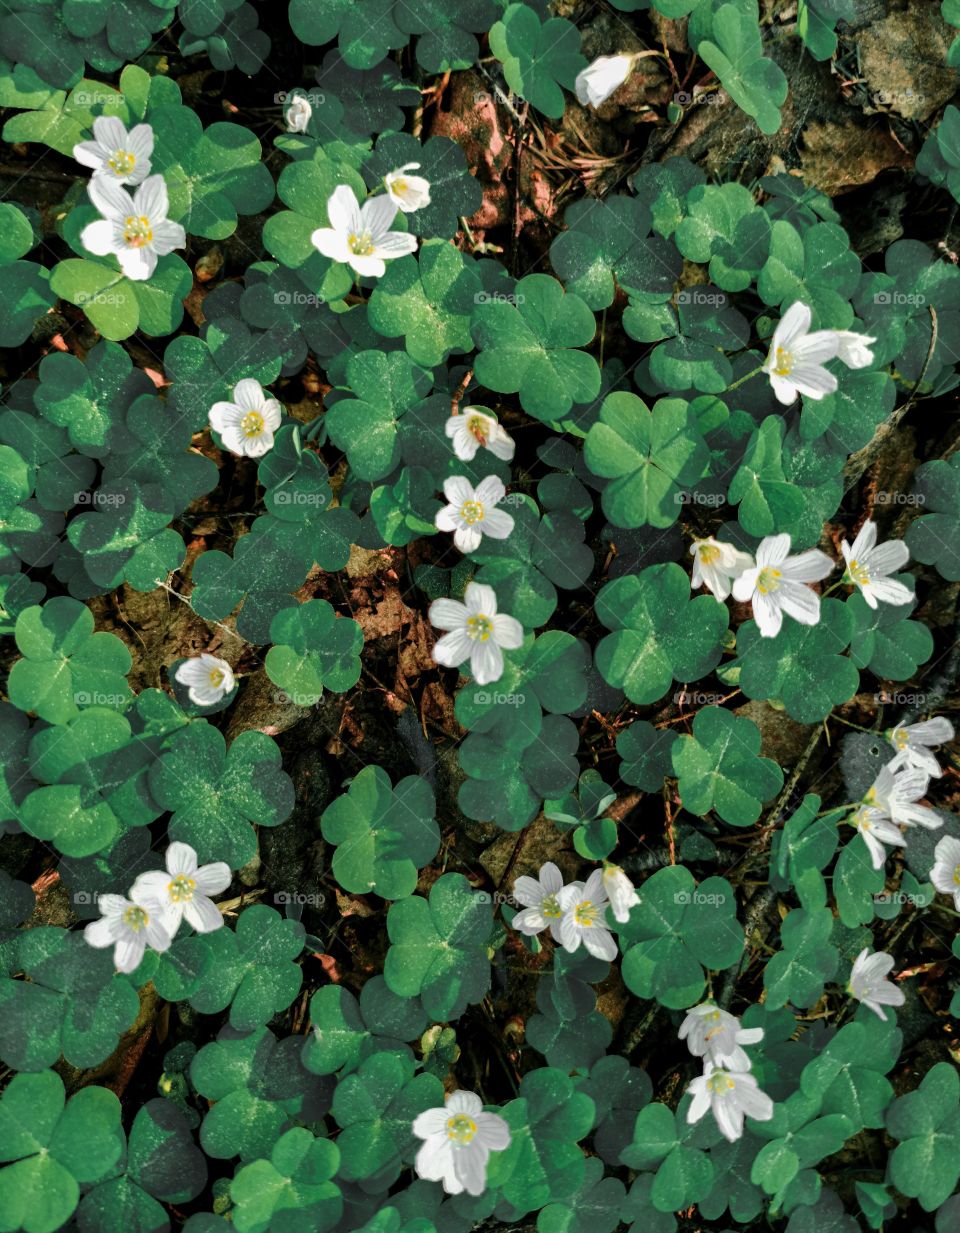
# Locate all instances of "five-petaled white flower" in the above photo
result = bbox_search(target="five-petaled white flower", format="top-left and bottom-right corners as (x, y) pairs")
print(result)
(285, 93), (312, 133)
(848, 948), (905, 1020)
(889, 717), (955, 778)
(429, 581), (523, 686)
(690, 537), (754, 603)
(385, 162), (431, 213)
(929, 834), (960, 910)
(131, 842), (230, 939)
(840, 520), (912, 608)
(208, 378), (282, 459)
(601, 864), (639, 924)
(732, 533), (833, 638)
(679, 1003), (764, 1073)
(80, 173), (185, 282)
(84, 890), (171, 974)
(867, 764), (942, 832)
(73, 116), (154, 185)
(445, 409), (515, 464)
(174, 653), (236, 707)
(574, 54), (637, 108)
(412, 1090), (510, 1196)
(763, 301), (875, 405)
(311, 184), (417, 278)
(556, 868), (617, 961)
(435, 475), (514, 553)
(511, 861), (572, 943)
(686, 1063), (774, 1143)
(851, 801), (907, 871)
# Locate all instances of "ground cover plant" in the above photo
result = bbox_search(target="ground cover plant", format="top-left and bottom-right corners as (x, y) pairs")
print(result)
(2, 0), (960, 1230)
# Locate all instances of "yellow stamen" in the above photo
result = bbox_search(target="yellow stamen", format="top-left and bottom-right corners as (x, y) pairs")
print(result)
(756, 567), (782, 594)
(460, 500), (485, 525)
(123, 215), (153, 247)
(108, 149), (136, 176)
(773, 346), (793, 377)
(123, 904), (149, 932)
(467, 614), (493, 642)
(347, 230), (375, 256)
(240, 411), (265, 437)
(168, 874), (197, 903)
(446, 1113), (477, 1144)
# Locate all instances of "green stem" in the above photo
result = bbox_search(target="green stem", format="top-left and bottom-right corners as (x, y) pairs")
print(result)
(726, 364), (764, 393)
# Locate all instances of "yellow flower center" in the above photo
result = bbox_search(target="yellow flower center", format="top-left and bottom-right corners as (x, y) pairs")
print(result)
(108, 149), (136, 176)
(707, 1071), (736, 1094)
(123, 215), (153, 247)
(574, 900), (597, 927)
(846, 559), (870, 586)
(467, 415), (489, 445)
(893, 729), (910, 749)
(447, 1114), (477, 1144)
(773, 346), (793, 377)
(460, 500), (485, 525)
(348, 230), (375, 256)
(467, 614), (493, 642)
(240, 411), (265, 437)
(208, 668), (225, 687)
(123, 905), (149, 932)
(392, 178), (408, 196)
(168, 874), (197, 903)
(756, 567), (783, 594)
(541, 893), (561, 920)
(697, 542), (721, 566)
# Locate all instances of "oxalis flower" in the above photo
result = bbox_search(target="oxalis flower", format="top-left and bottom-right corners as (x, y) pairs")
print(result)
(602, 864), (639, 924)
(435, 475), (514, 553)
(556, 869), (617, 961)
(385, 162), (431, 213)
(84, 890), (171, 973)
(131, 842), (231, 939)
(174, 653), (235, 707)
(412, 1090), (510, 1196)
(575, 54), (638, 108)
(511, 861), (573, 943)
(929, 834), (960, 910)
(848, 947), (905, 1020)
(80, 173), (185, 282)
(851, 765), (941, 870)
(285, 93), (312, 132)
(428, 581), (523, 686)
(763, 301), (875, 405)
(731, 533), (833, 638)
(888, 717), (954, 778)
(840, 520), (912, 608)
(680, 1003), (764, 1072)
(73, 116), (153, 185)
(208, 378), (282, 459)
(686, 1063), (774, 1142)
(445, 408), (515, 463)
(690, 537), (754, 602)
(311, 184), (417, 277)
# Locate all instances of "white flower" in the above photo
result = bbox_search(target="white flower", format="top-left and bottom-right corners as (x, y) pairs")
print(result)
(131, 842), (230, 939)
(311, 184), (417, 278)
(834, 330), (876, 369)
(385, 162), (431, 213)
(929, 834), (960, 909)
(435, 475), (514, 553)
(412, 1090), (510, 1196)
(763, 302), (876, 405)
(174, 653), (236, 706)
(511, 861), (573, 943)
(686, 1063), (774, 1143)
(848, 948), (904, 1020)
(868, 764), (941, 831)
(285, 93), (312, 133)
(889, 717), (955, 778)
(208, 378), (282, 459)
(690, 537), (754, 603)
(429, 581), (523, 686)
(445, 409), (515, 464)
(574, 54), (636, 107)
(731, 533), (834, 638)
(851, 801), (907, 870)
(80, 173), (185, 282)
(601, 864), (639, 924)
(679, 1003), (764, 1072)
(73, 116), (153, 185)
(556, 869), (617, 961)
(840, 520), (912, 608)
(84, 890), (171, 973)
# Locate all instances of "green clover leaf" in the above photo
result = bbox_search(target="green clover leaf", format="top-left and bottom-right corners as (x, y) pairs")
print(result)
(301, 978), (427, 1077)
(887, 1062), (960, 1211)
(488, 4), (586, 119)
(230, 1128), (341, 1233)
(905, 453), (960, 581)
(265, 600), (364, 704)
(672, 706), (784, 826)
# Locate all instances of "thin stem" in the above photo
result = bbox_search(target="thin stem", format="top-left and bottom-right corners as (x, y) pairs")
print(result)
(726, 364), (764, 393)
